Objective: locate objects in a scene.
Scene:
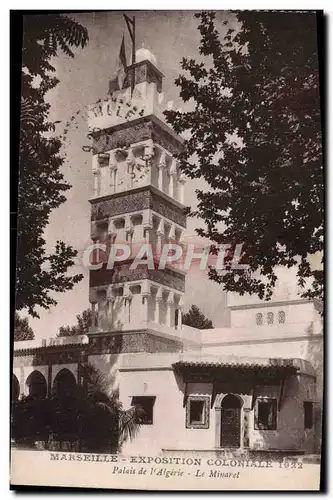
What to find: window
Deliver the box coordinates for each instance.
[114,219,125,230]
[131,396,155,425]
[186,396,210,429]
[267,312,274,325]
[256,313,263,325]
[130,285,141,295]
[304,402,313,430]
[278,311,286,324]
[190,400,204,424]
[254,398,277,430]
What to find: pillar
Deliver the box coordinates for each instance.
[169,159,177,198]
[154,287,163,324]
[156,219,164,257]
[125,216,134,252]
[109,152,118,193]
[167,292,174,328]
[158,152,166,191]
[92,163,101,198]
[179,173,186,204]
[143,210,153,244]
[144,139,154,185]
[243,407,251,448]
[177,296,184,330]
[124,285,132,324]
[142,281,151,323]
[107,286,115,329]
[126,148,136,189]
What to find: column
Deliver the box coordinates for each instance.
[215,406,222,448]
[154,287,163,324]
[179,173,186,204]
[168,224,176,242]
[144,139,154,185]
[156,219,164,257]
[243,407,251,448]
[177,295,184,330]
[124,285,132,324]
[108,218,116,241]
[142,281,151,323]
[125,215,134,253]
[107,286,115,329]
[169,159,177,198]
[109,152,118,193]
[158,152,166,191]
[92,156,101,198]
[142,210,153,244]
[126,148,136,189]
[167,292,174,328]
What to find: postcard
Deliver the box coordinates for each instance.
[11,9,323,491]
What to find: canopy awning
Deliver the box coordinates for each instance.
[172,355,315,411]
[172,355,314,377]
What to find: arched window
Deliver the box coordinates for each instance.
[278,311,286,324]
[267,312,274,325]
[26,370,47,399]
[52,369,77,399]
[12,374,20,401]
[256,313,263,326]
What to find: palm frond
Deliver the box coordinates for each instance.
[119,407,141,446]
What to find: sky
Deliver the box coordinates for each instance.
[27,10,237,339]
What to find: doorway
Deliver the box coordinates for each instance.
[221,394,242,448]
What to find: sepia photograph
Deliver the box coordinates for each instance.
[10,9,324,491]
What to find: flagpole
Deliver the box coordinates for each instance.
[132,16,135,65]
[123,14,136,96]
[131,16,135,96]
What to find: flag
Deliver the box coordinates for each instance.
[116,35,127,90]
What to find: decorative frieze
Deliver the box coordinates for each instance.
[90,186,186,227]
[88,332,182,355]
[89,262,185,292]
[92,115,182,157]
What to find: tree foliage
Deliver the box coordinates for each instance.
[165,11,323,302]
[16,14,89,317]
[11,364,141,453]
[182,304,214,329]
[14,312,35,341]
[58,308,92,337]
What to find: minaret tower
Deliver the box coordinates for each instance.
[87,47,187,354]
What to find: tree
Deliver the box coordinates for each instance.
[14,312,35,341]
[16,14,89,317]
[182,305,213,329]
[58,308,92,337]
[165,11,323,303]
[79,364,141,452]
[12,364,141,453]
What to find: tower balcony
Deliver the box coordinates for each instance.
[89,280,185,334]
[90,139,186,205]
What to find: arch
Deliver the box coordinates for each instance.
[220,394,243,448]
[12,374,20,401]
[26,370,47,399]
[221,393,243,409]
[52,368,77,399]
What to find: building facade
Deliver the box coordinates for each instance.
[13,49,323,457]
